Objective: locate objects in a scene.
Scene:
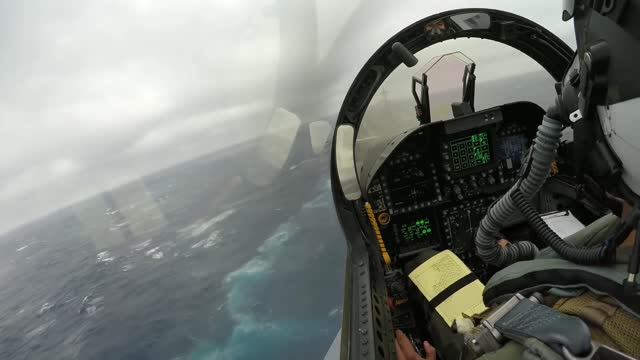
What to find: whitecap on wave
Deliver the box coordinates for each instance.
[191,231,222,250]
[205,181,339,360]
[257,221,297,253]
[38,302,55,315]
[204,231,221,248]
[191,240,205,249]
[109,221,129,231]
[302,180,331,210]
[178,209,235,240]
[224,220,295,284]
[132,238,152,251]
[25,319,56,339]
[225,258,270,283]
[96,251,115,263]
[80,295,104,316]
[16,244,29,252]
[143,247,164,260]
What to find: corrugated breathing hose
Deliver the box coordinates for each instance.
[510,188,607,264]
[475,114,564,266]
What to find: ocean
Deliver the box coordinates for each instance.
[0,142,345,360]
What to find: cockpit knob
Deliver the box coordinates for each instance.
[453,185,463,200]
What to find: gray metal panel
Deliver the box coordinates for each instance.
[323,329,341,360]
[599,100,640,196]
[348,254,376,359]
[443,108,503,134]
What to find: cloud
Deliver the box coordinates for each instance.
[129,100,272,154]
[49,158,76,178]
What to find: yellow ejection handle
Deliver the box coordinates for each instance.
[364,202,391,266]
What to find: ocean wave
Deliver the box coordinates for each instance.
[145,247,160,256]
[190,240,206,249]
[109,221,129,231]
[302,180,331,210]
[210,217,298,360]
[192,231,222,250]
[224,258,270,284]
[121,264,133,272]
[38,302,55,315]
[25,319,56,339]
[16,244,29,252]
[194,318,318,360]
[132,239,152,251]
[204,231,221,248]
[80,295,104,316]
[257,221,296,253]
[191,179,342,360]
[96,251,115,263]
[178,209,236,240]
[224,219,295,285]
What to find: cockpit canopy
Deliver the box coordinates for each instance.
[332,9,574,203]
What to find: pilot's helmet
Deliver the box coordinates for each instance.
[565,1,640,204]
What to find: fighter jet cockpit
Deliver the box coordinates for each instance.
[331,5,640,360]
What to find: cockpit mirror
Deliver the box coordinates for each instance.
[449,13,491,30]
[562,0,575,21]
[424,13,491,41]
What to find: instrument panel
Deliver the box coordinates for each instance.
[365,103,540,274]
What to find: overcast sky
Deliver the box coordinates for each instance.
[0,0,574,234]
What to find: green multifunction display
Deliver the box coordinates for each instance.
[400,218,432,242]
[449,131,491,171]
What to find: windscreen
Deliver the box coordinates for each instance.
[355,38,558,180]
[418,52,475,122]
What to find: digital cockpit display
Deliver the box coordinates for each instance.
[388,157,437,207]
[449,131,491,172]
[399,217,433,243]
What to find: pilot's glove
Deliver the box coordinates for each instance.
[394,329,436,360]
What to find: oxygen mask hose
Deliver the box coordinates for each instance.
[475,97,613,266]
[475,111,563,266]
[510,188,607,264]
